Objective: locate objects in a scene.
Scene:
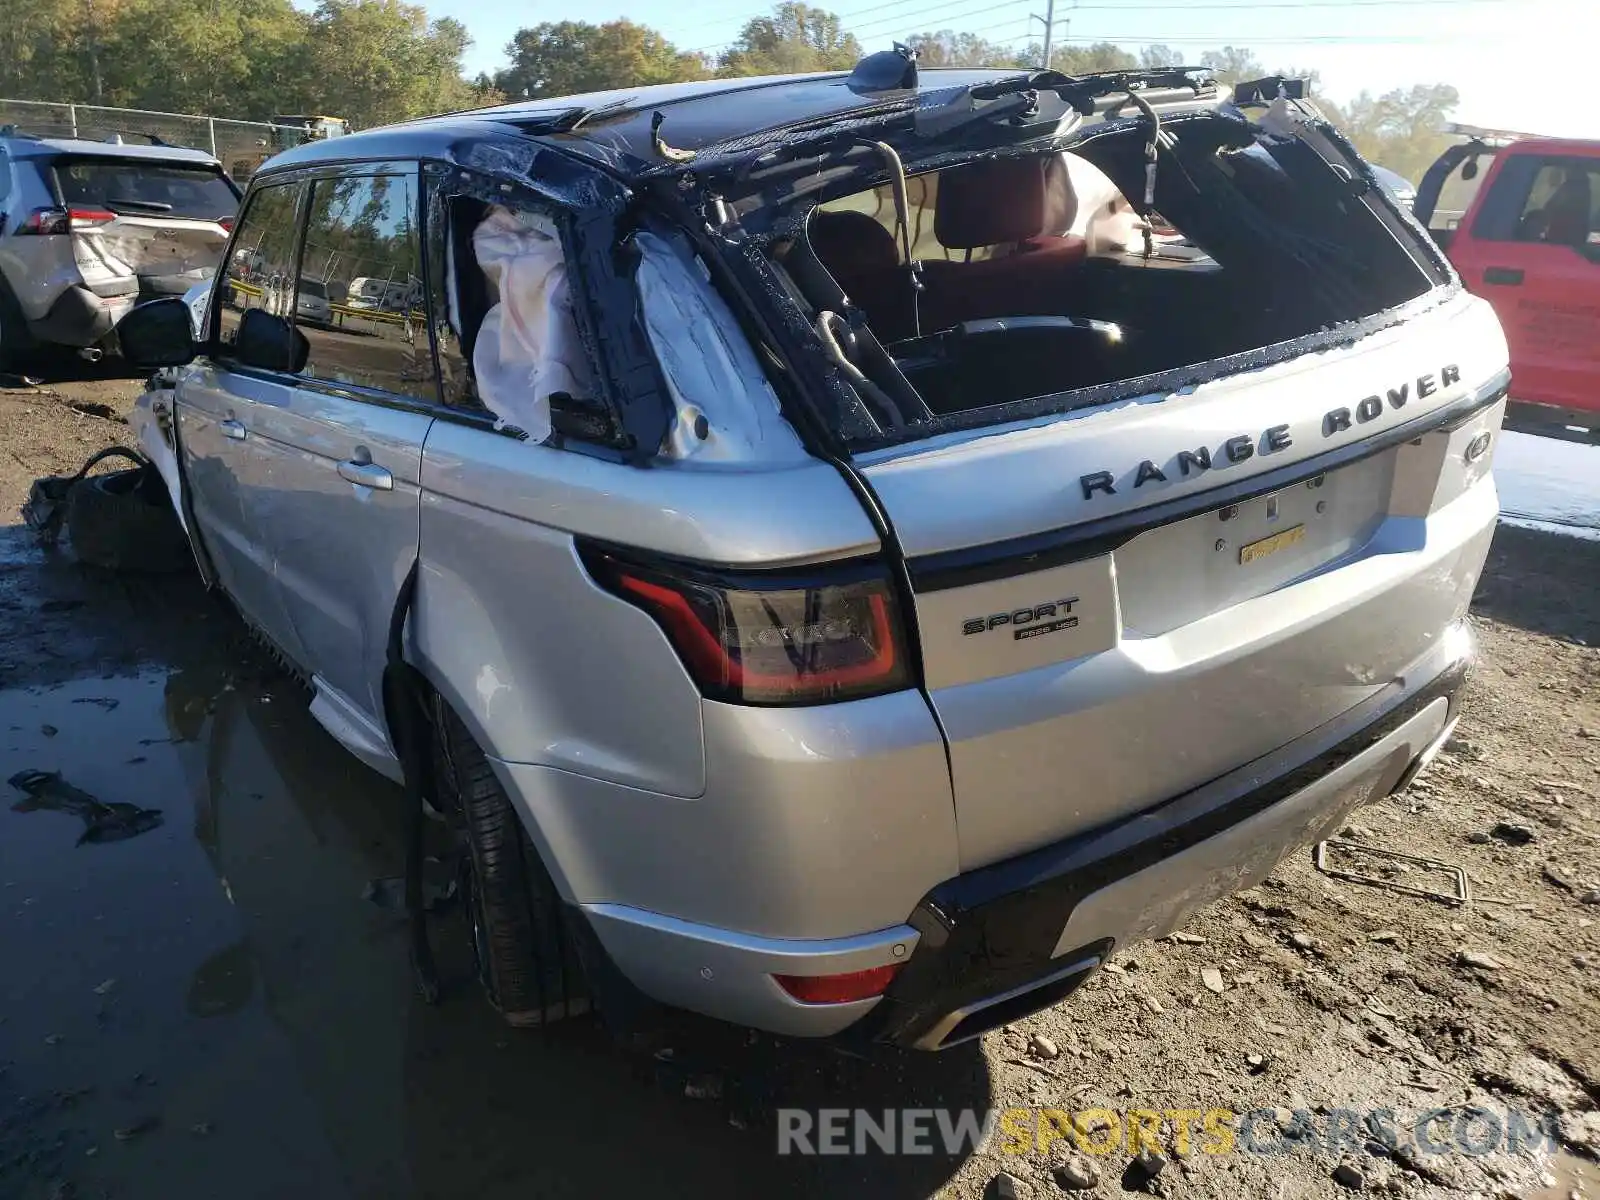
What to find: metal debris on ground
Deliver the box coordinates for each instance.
[8,769,164,845]
[1312,838,1472,906]
[1490,821,1537,845]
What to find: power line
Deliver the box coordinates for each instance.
[689,0,1030,52]
[666,0,1506,48]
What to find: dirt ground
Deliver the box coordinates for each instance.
[1,371,1596,1200]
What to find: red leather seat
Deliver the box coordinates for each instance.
[919,156,1087,331]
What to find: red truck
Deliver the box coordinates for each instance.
[1416,128,1599,443]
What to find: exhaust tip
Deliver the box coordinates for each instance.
[78,347,104,364]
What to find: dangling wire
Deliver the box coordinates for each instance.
[861,139,924,337]
[1120,89,1178,261]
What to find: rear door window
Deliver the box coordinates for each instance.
[1471,154,1600,246]
[293,172,434,403]
[53,157,239,221]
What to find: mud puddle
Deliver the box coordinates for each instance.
[0,570,986,1199]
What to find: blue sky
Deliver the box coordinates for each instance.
[413,0,1590,143]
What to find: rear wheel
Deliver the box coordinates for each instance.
[428,698,588,1026]
[0,276,40,374]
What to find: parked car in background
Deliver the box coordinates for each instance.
[0,130,239,366]
[1370,163,1417,210]
[119,61,1505,1050]
[1417,135,1599,443]
[347,275,418,311]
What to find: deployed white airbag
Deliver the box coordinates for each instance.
[471,206,594,442]
[635,233,805,463]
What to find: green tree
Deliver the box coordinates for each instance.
[719,3,861,77]
[1017,40,1137,73]
[904,30,1025,69]
[1198,45,1265,86]
[493,20,708,100]
[1335,83,1460,183]
[1138,44,1187,70]
[294,0,485,127]
[95,0,307,117]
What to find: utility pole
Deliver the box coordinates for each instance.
[1029,0,1073,70]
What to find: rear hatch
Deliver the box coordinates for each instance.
[718,73,1512,871]
[860,292,1506,870]
[53,156,238,297]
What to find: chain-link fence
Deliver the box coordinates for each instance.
[0,98,331,182]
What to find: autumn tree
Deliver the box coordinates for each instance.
[1333,83,1460,183]
[719,3,861,76]
[903,30,1025,69]
[1014,40,1137,73]
[493,20,709,100]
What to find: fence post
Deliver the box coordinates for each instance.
[68,104,78,138]
[208,117,217,156]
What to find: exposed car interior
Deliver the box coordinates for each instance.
[772,122,1444,427]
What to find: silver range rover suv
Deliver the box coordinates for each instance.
[117,59,1508,1051]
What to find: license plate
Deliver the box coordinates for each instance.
[1238,523,1306,565]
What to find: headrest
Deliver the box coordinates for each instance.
[1544,175,1593,244]
[807,209,900,276]
[1041,155,1080,236]
[935,157,1049,249]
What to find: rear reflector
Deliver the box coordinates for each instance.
[580,546,911,706]
[773,964,900,1005]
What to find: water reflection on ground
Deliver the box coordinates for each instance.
[1497,430,1600,536]
[0,544,987,1200]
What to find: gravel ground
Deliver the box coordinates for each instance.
[0,370,1596,1200]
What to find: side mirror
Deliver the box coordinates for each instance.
[235,307,309,373]
[116,297,198,368]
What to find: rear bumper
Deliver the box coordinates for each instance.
[856,626,1469,1049]
[27,284,135,348]
[578,626,1471,1045]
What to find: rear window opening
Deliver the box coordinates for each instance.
[770,117,1445,441]
[52,156,239,222]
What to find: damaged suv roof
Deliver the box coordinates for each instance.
[262,66,1220,182]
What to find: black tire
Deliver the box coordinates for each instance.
[429,699,588,1027]
[66,466,194,574]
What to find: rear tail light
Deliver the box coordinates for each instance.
[773,964,901,1005]
[17,206,69,235]
[68,206,115,229]
[580,545,912,706]
[219,216,235,233]
[14,206,114,235]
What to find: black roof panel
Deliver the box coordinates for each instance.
[262,68,1034,179]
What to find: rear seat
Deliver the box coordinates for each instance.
[806,209,916,342]
[919,156,1087,331]
[807,155,1088,343]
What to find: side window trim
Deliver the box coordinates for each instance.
[292,164,438,407]
[206,177,310,355]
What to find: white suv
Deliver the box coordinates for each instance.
[117,62,1506,1050]
[0,130,239,367]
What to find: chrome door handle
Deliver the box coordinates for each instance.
[219,418,247,440]
[337,459,394,491]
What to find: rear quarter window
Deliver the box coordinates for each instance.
[52,157,239,221]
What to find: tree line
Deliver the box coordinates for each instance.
[3,0,1460,181]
